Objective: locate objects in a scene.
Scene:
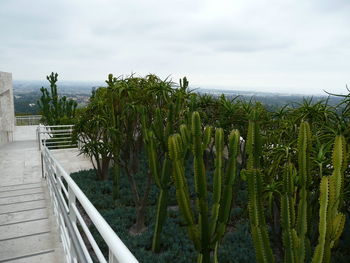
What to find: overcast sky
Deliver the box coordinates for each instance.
[1,0,349,94]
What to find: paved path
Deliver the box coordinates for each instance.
[51,148,93,175]
[0,140,64,262]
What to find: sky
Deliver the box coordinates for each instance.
[1,0,350,95]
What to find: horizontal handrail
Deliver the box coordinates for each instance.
[15,115,42,126]
[37,124,77,150]
[40,124,138,263]
[44,124,75,128]
[16,115,42,118]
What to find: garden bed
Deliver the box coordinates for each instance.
[71,167,256,263]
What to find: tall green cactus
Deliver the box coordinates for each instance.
[141,104,178,252]
[295,121,312,262]
[281,162,297,263]
[312,135,347,263]
[244,109,275,263]
[168,112,240,263]
[245,115,346,263]
[38,72,77,125]
[245,119,312,263]
[104,74,122,200]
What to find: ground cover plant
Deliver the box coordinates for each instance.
[71,159,256,263]
[41,72,350,262]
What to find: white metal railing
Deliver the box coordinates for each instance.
[37,124,77,150]
[16,115,42,126]
[39,125,138,263]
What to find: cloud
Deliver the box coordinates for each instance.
[0,0,349,94]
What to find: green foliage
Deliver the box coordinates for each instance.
[38,72,77,125]
[312,135,347,263]
[71,71,350,262]
[243,108,275,263]
[141,91,186,252]
[169,111,240,263]
[244,112,347,263]
[74,87,114,180]
[71,162,256,263]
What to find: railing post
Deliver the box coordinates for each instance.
[68,187,77,225]
[38,126,41,150]
[109,249,119,263]
[68,186,77,262]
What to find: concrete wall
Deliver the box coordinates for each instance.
[0,72,14,145]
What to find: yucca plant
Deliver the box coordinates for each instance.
[168,111,240,263]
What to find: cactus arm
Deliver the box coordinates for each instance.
[295,121,312,262]
[203,126,212,149]
[213,130,240,242]
[147,101,181,252]
[312,177,329,263]
[210,128,224,237]
[330,135,345,213]
[312,135,347,263]
[280,162,297,263]
[180,124,191,156]
[246,119,255,169]
[245,109,275,263]
[191,112,210,257]
[152,189,169,251]
[246,110,262,169]
[171,112,241,262]
[169,134,200,248]
[169,135,194,224]
[153,108,165,147]
[151,157,171,252]
[297,122,311,187]
[146,131,161,188]
[246,169,275,263]
[164,103,174,138]
[281,193,294,263]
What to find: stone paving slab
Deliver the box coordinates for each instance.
[0,192,45,205]
[0,218,50,240]
[51,148,93,174]
[5,251,59,263]
[0,183,42,192]
[0,233,55,261]
[0,139,64,263]
[0,187,44,198]
[0,207,47,225]
[0,199,46,214]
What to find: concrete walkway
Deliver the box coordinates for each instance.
[0,137,64,262]
[51,148,93,175]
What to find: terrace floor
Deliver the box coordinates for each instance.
[0,126,92,262]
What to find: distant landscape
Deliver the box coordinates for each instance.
[13,80,343,115]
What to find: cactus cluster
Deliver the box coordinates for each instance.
[312,135,346,263]
[281,121,312,263]
[141,102,180,252]
[244,109,347,263]
[243,109,275,263]
[168,112,240,263]
[38,72,77,125]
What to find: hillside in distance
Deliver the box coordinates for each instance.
[13,80,344,114]
[196,87,343,110]
[13,80,102,114]
[13,80,103,94]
